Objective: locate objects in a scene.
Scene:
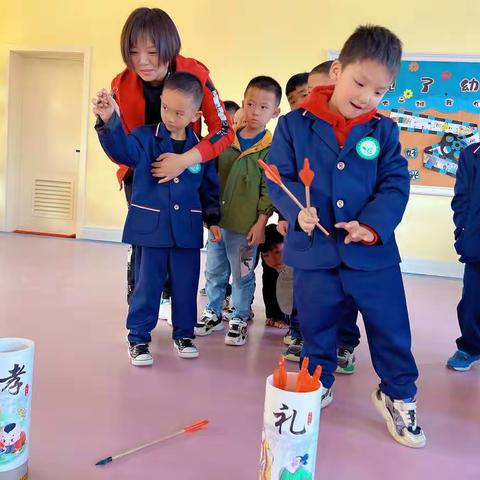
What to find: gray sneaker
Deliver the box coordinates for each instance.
[283,338,303,363]
[372,389,426,448]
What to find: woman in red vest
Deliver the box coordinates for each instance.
[110,7,234,310]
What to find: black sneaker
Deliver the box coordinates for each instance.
[128,343,153,366]
[173,338,199,359]
[283,338,303,363]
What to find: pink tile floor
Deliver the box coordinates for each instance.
[0,233,479,479]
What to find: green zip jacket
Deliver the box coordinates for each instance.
[217,130,273,234]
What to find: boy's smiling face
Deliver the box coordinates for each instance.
[328,59,393,119]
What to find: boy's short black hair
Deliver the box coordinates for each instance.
[224,100,240,116]
[259,224,284,253]
[285,73,309,96]
[310,61,333,76]
[338,25,402,76]
[245,76,282,106]
[163,72,203,108]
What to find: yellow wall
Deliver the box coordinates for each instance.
[1,0,479,263]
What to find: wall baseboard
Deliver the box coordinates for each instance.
[401,257,463,279]
[77,227,464,279]
[78,226,122,243]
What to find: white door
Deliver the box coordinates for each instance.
[14,55,83,235]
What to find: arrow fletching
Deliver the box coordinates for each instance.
[299,157,315,188]
[183,419,209,433]
[258,159,282,186]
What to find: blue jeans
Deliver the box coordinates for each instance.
[205,229,257,321]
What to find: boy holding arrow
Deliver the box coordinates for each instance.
[265,25,426,448]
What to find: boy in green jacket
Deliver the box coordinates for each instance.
[195,76,281,346]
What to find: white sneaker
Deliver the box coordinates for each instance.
[283,330,293,346]
[321,387,333,409]
[195,308,224,336]
[173,338,199,359]
[225,318,248,346]
[128,343,153,366]
[371,389,426,448]
[158,298,172,326]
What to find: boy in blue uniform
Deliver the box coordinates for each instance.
[266,25,426,448]
[282,66,361,373]
[447,143,480,371]
[93,72,221,365]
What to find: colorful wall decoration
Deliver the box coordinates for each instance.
[379,55,480,194]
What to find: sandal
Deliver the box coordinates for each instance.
[265,318,289,329]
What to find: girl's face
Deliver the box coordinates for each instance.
[130,36,169,85]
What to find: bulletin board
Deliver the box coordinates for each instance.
[327,52,480,196]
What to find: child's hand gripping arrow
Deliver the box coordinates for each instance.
[299,158,316,236]
[258,159,329,236]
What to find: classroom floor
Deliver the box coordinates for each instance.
[0,233,479,479]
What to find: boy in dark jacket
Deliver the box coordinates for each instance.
[94,72,221,365]
[447,143,480,371]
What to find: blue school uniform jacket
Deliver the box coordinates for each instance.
[452,143,480,263]
[96,114,220,249]
[266,109,410,271]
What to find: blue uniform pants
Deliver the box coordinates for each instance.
[289,293,360,347]
[127,246,200,344]
[294,264,418,399]
[337,296,361,349]
[456,262,480,355]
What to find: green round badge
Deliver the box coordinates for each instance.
[356,137,380,160]
[188,163,201,174]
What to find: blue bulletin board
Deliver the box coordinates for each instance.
[328,53,480,196]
